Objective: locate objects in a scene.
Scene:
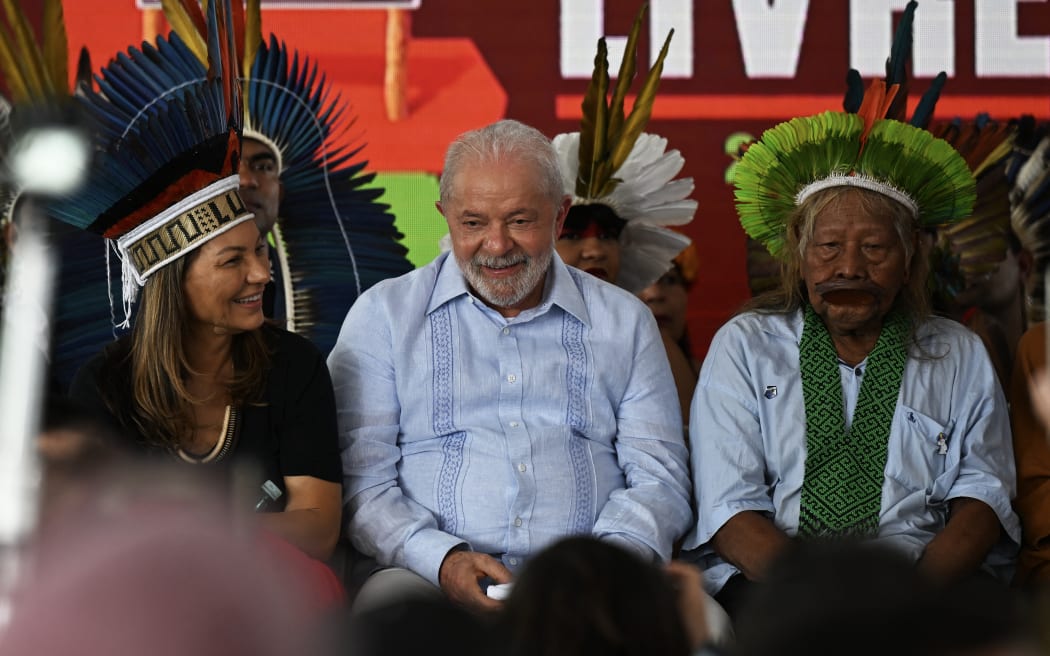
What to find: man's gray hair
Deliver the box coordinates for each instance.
[439,119,565,206]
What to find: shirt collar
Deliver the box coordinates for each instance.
[425,251,591,326]
[426,252,470,314]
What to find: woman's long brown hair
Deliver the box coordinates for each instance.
[125,251,271,451]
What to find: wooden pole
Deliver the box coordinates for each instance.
[384,8,410,122]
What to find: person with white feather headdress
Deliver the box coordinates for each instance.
[552,5,696,296]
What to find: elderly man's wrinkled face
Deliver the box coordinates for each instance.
[438,157,570,317]
[801,193,911,337]
[239,138,282,234]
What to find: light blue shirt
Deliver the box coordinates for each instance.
[683,310,1020,593]
[328,252,692,586]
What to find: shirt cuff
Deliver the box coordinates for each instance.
[599,533,659,563]
[402,529,469,587]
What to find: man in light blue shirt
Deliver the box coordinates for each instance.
[328,119,692,612]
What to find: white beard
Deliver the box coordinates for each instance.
[457,247,552,309]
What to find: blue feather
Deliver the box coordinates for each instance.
[246,36,411,353]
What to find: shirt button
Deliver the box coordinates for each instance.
[518,462,526,473]
[509,421,519,428]
[514,517,523,527]
[509,557,518,566]
[507,374,517,383]
[502,327,510,335]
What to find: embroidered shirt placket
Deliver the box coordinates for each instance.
[498,318,533,564]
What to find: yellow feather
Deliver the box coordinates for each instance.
[607,4,646,142]
[243,0,262,80]
[0,21,29,102]
[1,0,48,98]
[603,27,673,193]
[577,37,609,198]
[160,0,208,64]
[40,0,67,94]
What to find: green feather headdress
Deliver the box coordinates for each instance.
[734,80,976,258]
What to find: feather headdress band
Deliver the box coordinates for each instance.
[734,80,976,258]
[48,0,252,327]
[162,0,412,353]
[552,3,696,294]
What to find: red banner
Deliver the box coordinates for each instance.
[53,1,1050,354]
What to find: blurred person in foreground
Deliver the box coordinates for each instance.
[499,536,719,656]
[1,473,324,656]
[328,118,692,615]
[45,3,342,594]
[683,78,1020,618]
[734,540,1037,656]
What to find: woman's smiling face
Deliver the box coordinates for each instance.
[182,220,270,336]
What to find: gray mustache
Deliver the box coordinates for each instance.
[473,254,528,268]
[814,280,882,299]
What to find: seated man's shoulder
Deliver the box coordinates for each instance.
[570,267,653,319]
[915,314,987,351]
[714,310,799,346]
[353,258,440,311]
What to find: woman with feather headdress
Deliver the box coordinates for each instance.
[49,2,343,576]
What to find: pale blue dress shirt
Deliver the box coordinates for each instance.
[683,310,1020,593]
[328,252,692,586]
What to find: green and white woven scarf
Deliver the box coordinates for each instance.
[797,305,909,537]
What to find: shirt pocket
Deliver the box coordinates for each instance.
[884,405,957,501]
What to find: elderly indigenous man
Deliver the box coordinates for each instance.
[684,81,1021,617]
[328,119,692,613]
